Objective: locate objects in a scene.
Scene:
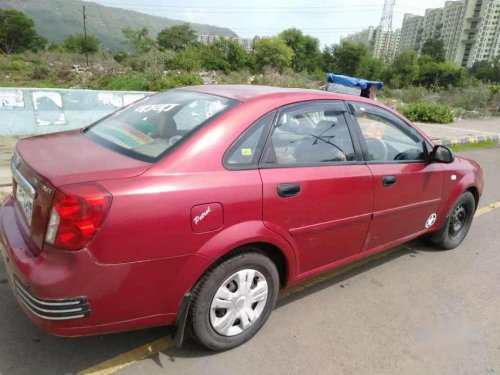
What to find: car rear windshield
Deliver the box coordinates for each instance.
[84,90,239,162]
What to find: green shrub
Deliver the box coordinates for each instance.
[489,85,500,95]
[10,59,28,71]
[401,86,430,104]
[399,103,454,124]
[150,73,203,91]
[113,52,128,63]
[30,62,50,79]
[126,48,176,72]
[434,84,491,111]
[96,73,149,91]
[173,45,204,72]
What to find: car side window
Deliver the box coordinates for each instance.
[350,102,426,162]
[265,102,356,166]
[225,111,275,168]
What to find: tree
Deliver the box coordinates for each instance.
[157,24,197,51]
[418,55,467,88]
[356,56,386,81]
[174,44,205,72]
[322,45,336,73]
[391,50,420,87]
[279,28,321,72]
[203,39,248,72]
[252,37,294,72]
[470,56,500,83]
[122,27,155,53]
[322,41,369,76]
[0,9,46,53]
[63,34,100,54]
[421,38,446,62]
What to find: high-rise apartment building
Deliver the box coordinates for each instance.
[398,0,500,67]
[197,35,258,52]
[342,27,401,63]
[398,14,424,53]
[465,0,500,65]
[441,1,466,61]
[341,26,376,48]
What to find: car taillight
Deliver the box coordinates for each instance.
[45,184,112,251]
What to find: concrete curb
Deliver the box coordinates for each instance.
[434,134,500,146]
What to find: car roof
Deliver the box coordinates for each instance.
[181,84,433,144]
[182,84,343,103]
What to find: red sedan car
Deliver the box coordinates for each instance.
[0,85,483,350]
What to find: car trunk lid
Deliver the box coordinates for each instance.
[12,130,151,255]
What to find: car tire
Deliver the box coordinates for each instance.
[430,191,475,250]
[188,249,280,351]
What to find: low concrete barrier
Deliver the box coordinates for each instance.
[0,87,150,136]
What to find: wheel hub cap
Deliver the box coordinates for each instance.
[235,297,246,310]
[449,204,467,239]
[210,269,268,337]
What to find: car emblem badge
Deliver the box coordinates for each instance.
[425,213,437,229]
[40,184,53,194]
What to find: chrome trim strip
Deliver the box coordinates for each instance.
[10,157,36,199]
[14,280,90,321]
[18,299,86,321]
[15,281,81,306]
[17,291,84,314]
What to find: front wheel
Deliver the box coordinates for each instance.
[430,191,475,250]
[188,250,279,350]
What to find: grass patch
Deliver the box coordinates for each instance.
[450,139,498,152]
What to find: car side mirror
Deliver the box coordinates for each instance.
[431,145,454,163]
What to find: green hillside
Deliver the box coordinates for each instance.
[0,0,237,51]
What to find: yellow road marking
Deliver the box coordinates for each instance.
[79,336,174,375]
[79,200,500,375]
[475,201,500,218]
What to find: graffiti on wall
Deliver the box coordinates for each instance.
[0,89,25,109]
[32,91,67,126]
[0,88,150,136]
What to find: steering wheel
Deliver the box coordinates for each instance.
[365,137,388,161]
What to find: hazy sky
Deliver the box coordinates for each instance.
[92,0,448,46]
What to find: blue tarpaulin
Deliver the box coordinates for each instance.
[326,73,384,91]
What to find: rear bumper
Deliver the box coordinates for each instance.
[13,277,91,320]
[0,197,213,337]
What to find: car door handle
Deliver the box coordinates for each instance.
[277,183,301,198]
[382,176,397,187]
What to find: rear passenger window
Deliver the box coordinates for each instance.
[225,112,275,168]
[266,103,355,166]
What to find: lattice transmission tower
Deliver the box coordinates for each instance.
[379,0,396,31]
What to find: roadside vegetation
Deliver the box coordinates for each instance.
[449,139,498,152]
[1,8,500,121]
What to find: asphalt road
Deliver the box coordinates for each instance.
[1,147,499,375]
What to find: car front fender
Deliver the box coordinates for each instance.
[434,171,480,230]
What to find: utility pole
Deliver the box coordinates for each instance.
[83,5,89,67]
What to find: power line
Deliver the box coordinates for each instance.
[92,1,420,13]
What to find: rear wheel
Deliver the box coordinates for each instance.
[430,191,475,250]
[188,250,279,350]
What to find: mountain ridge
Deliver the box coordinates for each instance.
[0,0,237,51]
